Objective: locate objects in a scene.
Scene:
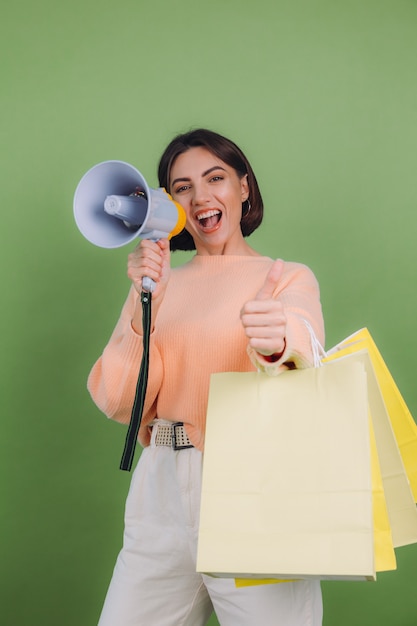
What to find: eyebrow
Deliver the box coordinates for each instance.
[171,165,227,187]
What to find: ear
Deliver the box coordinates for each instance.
[240,173,249,201]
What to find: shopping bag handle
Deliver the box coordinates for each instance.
[303,319,326,367]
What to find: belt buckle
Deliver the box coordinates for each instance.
[172,422,193,450]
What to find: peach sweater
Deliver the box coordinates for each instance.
[87,254,324,451]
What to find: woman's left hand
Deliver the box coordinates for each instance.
[240,259,286,358]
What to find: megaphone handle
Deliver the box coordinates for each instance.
[141,236,159,293]
[142,276,156,293]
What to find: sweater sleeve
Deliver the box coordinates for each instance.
[247,262,325,375]
[87,286,163,425]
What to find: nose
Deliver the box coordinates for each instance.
[191,181,210,207]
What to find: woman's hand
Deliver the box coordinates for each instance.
[128,239,171,332]
[128,239,171,296]
[240,259,287,358]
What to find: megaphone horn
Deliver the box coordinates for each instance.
[73,160,186,291]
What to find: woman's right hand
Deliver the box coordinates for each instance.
[127,239,171,331]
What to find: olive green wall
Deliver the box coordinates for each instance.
[1,1,416,624]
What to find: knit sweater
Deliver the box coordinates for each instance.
[87,254,324,451]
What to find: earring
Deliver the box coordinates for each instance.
[242,199,251,217]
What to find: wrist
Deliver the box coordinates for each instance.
[260,338,286,362]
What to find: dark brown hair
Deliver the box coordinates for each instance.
[157,128,264,251]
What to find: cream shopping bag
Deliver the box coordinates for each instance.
[197,356,375,581]
[234,411,395,588]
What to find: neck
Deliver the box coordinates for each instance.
[195,238,260,257]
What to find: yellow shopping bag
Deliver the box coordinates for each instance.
[324,331,417,549]
[326,328,417,503]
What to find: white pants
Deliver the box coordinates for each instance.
[98,438,323,626]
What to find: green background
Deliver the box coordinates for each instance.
[2,0,417,624]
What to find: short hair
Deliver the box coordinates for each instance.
[157,128,264,251]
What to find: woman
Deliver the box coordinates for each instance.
[88,128,325,625]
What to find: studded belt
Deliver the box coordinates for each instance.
[151,421,194,450]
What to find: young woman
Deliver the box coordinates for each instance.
[88,128,325,625]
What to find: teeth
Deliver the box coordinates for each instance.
[196,209,220,221]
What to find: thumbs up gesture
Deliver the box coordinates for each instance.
[240,259,287,358]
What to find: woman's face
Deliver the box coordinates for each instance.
[169,146,249,255]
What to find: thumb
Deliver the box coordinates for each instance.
[255,259,285,301]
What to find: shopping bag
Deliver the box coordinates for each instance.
[326,328,417,503]
[234,327,417,588]
[324,330,417,548]
[197,356,376,581]
[234,410,395,587]
[368,415,397,572]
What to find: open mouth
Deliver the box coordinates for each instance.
[195,209,222,231]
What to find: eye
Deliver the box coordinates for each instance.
[209,175,224,183]
[174,184,191,194]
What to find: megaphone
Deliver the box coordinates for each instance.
[73,160,186,291]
